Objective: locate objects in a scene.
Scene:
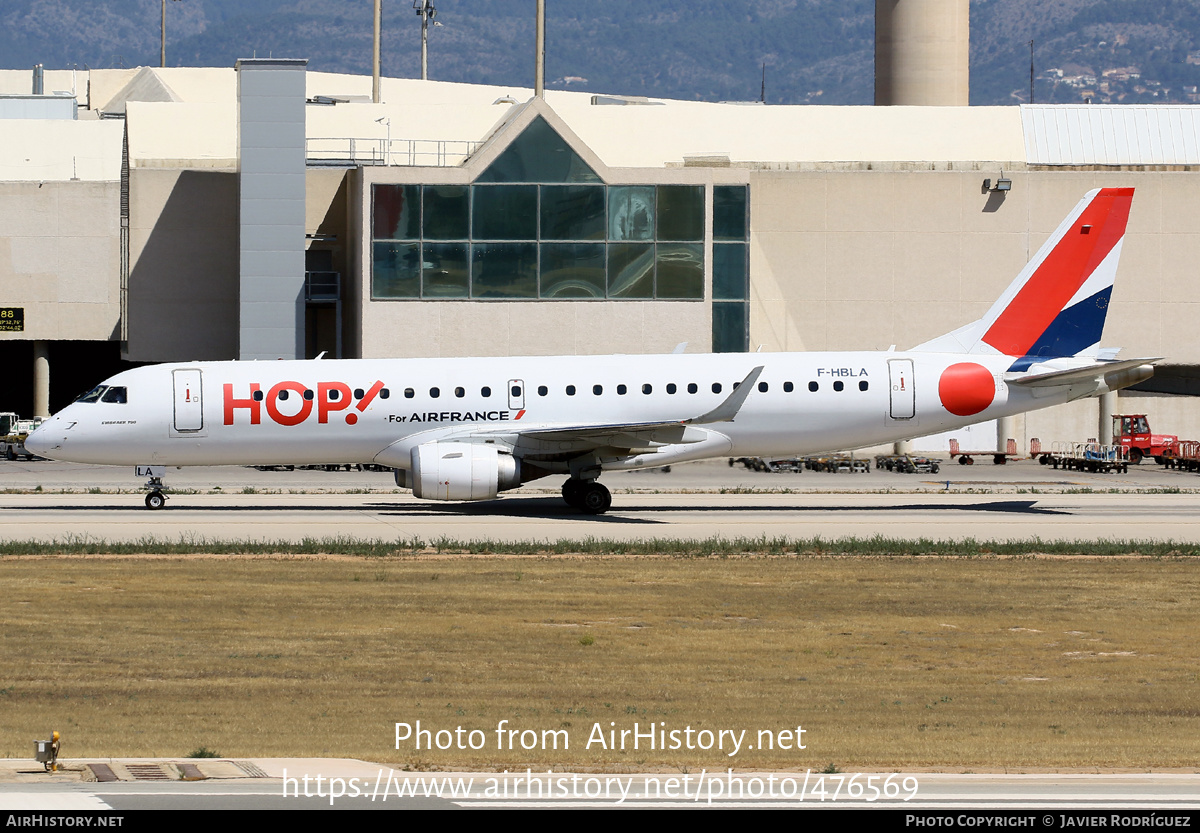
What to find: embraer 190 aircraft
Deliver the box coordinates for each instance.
[26,188,1154,514]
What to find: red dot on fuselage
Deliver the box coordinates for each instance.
[345,413,358,425]
[938,362,995,417]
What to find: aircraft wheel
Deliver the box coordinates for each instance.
[579,481,612,515]
[561,478,586,508]
[145,491,166,510]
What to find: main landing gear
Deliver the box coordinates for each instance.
[561,478,612,515]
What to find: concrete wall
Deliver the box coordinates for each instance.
[0,180,120,342]
[125,168,239,361]
[749,168,1200,364]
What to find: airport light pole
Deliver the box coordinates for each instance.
[373,0,382,103]
[414,0,439,81]
[535,0,545,97]
[161,0,181,68]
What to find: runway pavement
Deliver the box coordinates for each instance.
[3,458,1199,543]
[2,759,1199,811]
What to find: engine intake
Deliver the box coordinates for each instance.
[404,442,520,501]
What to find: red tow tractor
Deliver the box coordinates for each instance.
[1112,414,1177,465]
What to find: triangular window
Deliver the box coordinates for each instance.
[477,116,601,184]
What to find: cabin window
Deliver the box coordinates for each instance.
[808,381,819,392]
[593,385,603,395]
[687,383,698,394]
[666,383,677,394]
[404,388,415,399]
[712,382,722,394]
[353,388,364,400]
[642,384,653,394]
[783,382,794,393]
[859,381,869,391]
[617,384,627,395]
[101,387,127,404]
[253,390,265,402]
[537,385,548,396]
[566,385,576,396]
[380,389,390,399]
[429,387,440,398]
[833,381,844,392]
[303,390,314,401]
[757,382,768,393]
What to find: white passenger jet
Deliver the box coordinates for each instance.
[26,188,1154,514]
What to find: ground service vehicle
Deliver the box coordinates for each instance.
[1112,414,1177,464]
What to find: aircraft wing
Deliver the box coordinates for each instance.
[375,366,765,464]
[497,365,764,452]
[1005,358,1160,388]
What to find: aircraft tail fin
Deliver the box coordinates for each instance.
[912,187,1134,369]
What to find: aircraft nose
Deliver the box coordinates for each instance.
[23,423,49,457]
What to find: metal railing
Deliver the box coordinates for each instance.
[305,271,340,301]
[305,138,480,167]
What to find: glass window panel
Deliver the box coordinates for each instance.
[607,243,654,298]
[477,115,601,183]
[655,243,703,299]
[372,242,420,298]
[422,185,469,240]
[712,301,749,353]
[373,185,420,240]
[471,242,537,298]
[608,186,654,241]
[656,185,703,241]
[541,185,605,240]
[713,243,748,300]
[473,185,537,240]
[421,242,470,298]
[713,185,748,241]
[540,243,606,298]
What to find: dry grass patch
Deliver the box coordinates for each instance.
[1,555,1198,771]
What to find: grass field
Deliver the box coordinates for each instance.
[2,545,1199,771]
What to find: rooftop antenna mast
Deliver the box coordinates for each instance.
[1029,39,1035,104]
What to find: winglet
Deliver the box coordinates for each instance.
[686,366,764,424]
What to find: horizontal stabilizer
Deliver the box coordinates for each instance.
[1005,358,1159,388]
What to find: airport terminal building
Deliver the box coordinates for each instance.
[3,55,1200,453]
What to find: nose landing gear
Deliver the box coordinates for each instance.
[138,465,169,510]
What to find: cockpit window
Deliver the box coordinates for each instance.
[76,385,107,403]
[101,386,128,404]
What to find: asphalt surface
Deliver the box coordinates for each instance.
[2,457,1199,543]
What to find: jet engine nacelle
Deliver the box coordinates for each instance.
[403,441,520,501]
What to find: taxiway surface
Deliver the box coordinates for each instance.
[2,458,1198,543]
